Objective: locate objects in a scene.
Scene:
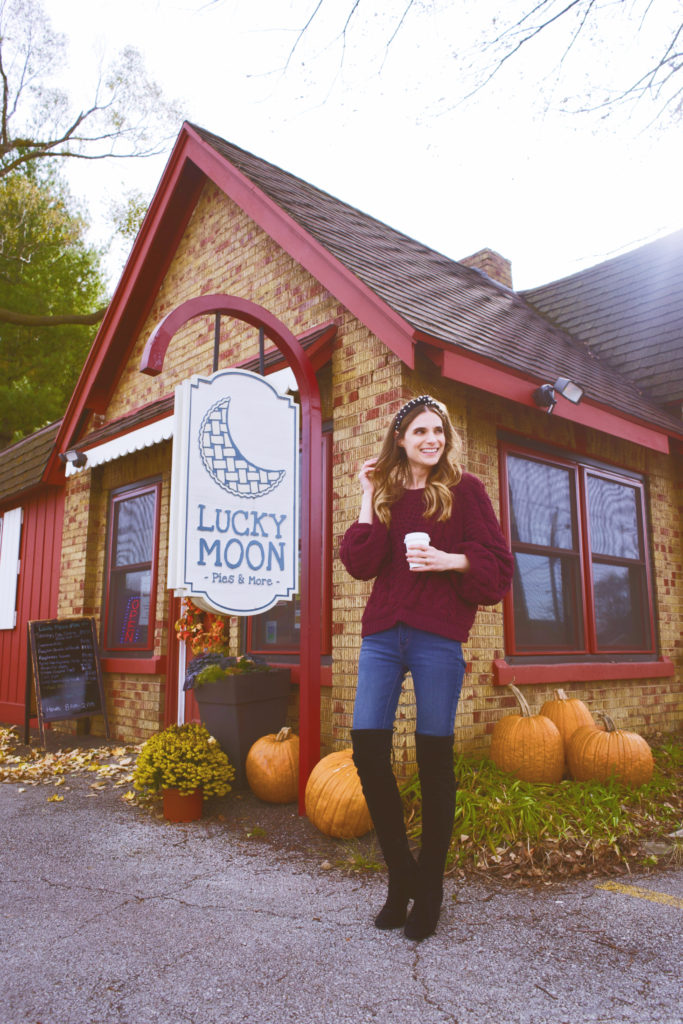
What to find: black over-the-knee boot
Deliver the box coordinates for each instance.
[404,733,457,941]
[351,729,418,929]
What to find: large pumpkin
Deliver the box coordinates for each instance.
[567,712,654,787]
[540,688,594,767]
[304,748,372,838]
[490,684,564,784]
[246,727,299,803]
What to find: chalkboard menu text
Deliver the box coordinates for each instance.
[25,618,109,744]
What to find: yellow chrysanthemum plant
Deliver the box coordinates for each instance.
[133,723,235,798]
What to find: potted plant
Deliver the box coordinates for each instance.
[176,600,292,786]
[133,722,235,821]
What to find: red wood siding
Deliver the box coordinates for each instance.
[0,488,65,724]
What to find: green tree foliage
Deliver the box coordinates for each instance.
[107,189,150,242]
[0,166,107,447]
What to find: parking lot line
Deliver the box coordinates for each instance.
[597,880,683,909]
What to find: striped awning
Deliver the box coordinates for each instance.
[64,417,174,476]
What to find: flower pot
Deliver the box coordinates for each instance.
[162,787,203,822]
[194,668,291,787]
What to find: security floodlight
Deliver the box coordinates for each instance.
[553,377,584,404]
[59,449,88,468]
[532,377,584,415]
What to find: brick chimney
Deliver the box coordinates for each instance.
[460,248,512,288]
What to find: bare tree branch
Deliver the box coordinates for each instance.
[466,0,588,100]
[0,304,107,326]
[0,2,183,181]
[259,0,682,128]
[283,0,327,72]
[384,0,417,50]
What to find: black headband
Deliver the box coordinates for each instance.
[393,395,444,433]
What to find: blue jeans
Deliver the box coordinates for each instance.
[353,624,466,736]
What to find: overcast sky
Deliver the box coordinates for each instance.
[47,0,683,291]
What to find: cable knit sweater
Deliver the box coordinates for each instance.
[339,473,514,642]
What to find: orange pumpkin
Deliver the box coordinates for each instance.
[540,688,594,768]
[567,712,654,787]
[304,748,372,838]
[490,684,564,783]
[246,726,299,803]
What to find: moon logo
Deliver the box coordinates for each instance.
[198,397,286,499]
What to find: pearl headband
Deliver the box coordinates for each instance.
[393,395,444,433]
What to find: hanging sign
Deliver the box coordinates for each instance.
[168,368,299,616]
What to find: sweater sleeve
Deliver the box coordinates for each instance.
[455,476,514,606]
[339,519,391,581]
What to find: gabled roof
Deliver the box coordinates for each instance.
[0,421,61,504]
[191,125,682,441]
[45,121,683,483]
[522,231,683,415]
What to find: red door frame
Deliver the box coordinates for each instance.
[141,294,323,813]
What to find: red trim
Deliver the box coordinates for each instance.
[181,127,417,367]
[499,442,657,659]
[79,403,174,451]
[237,323,337,376]
[140,293,323,814]
[246,431,333,658]
[102,481,162,654]
[45,136,206,484]
[416,333,675,453]
[101,656,167,675]
[164,594,182,727]
[493,658,675,685]
[74,326,335,454]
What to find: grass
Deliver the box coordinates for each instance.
[337,843,383,874]
[400,733,683,884]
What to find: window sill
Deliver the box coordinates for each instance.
[101,655,167,675]
[493,658,675,686]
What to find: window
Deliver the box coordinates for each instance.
[0,507,22,630]
[103,482,161,653]
[247,430,332,657]
[502,446,654,658]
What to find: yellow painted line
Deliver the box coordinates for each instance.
[597,880,683,909]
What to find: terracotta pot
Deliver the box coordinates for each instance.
[162,787,203,822]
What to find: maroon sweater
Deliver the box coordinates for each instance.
[339,473,514,642]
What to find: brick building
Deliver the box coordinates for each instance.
[1,123,681,771]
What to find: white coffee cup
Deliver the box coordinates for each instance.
[404,531,430,568]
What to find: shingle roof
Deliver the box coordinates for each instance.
[0,421,61,504]
[191,125,682,437]
[521,231,683,414]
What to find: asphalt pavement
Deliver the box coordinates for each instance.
[0,765,681,1024]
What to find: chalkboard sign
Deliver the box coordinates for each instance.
[26,618,109,744]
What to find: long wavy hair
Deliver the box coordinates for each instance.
[372,398,463,526]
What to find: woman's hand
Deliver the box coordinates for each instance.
[357,458,378,524]
[359,458,378,496]
[406,544,470,573]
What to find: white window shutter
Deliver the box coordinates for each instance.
[0,507,22,630]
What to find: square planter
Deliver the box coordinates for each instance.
[194,669,292,786]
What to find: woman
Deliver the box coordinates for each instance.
[340,395,513,940]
